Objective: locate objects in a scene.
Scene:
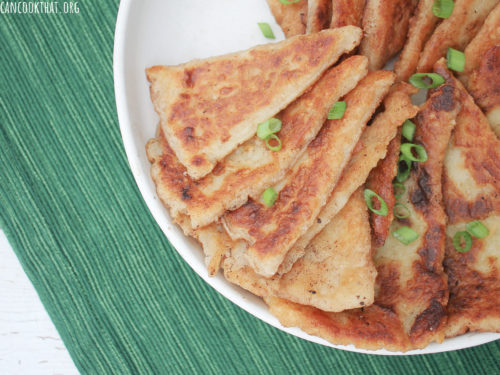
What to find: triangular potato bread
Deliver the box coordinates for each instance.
[266,0,307,38]
[146,56,369,229]
[147,27,362,179]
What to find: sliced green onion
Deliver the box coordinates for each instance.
[466,220,490,239]
[364,189,388,217]
[400,143,428,163]
[279,0,301,4]
[265,134,282,151]
[393,203,411,219]
[257,118,282,139]
[409,73,445,89]
[402,120,416,141]
[396,155,412,183]
[393,182,406,199]
[258,23,275,39]
[453,231,473,253]
[261,187,278,207]
[446,47,465,72]
[328,101,347,120]
[432,0,454,19]
[393,226,419,245]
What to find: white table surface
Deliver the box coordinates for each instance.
[0,230,78,375]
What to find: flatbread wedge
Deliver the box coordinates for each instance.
[146,56,369,229]
[223,70,396,277]
[330,0,365,28]
[224,190,377,312]
[433,60,500,338]
[279,82,419,274]
[266,82,463,352]
[147,27,362,179]
[360,0,418,71]
[306,0,332,33]
[266,0,307,38]
[394,0,440,81]
[460,3,500,138]
[417,0,499,73]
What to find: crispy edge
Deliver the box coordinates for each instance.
[306,0,332,33]
[266,0,307,38]
[330,0,365,28]
[394,0,440,81]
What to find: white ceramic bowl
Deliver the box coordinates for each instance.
[113,0,500,354]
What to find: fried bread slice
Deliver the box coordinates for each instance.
[223,71,395,277]
[306,0,332,33]
[460,3,500,138]
[266,0,307,38]
[147,27,362,179]
[433,61,500,337]
[417,0,499,73]
[394,0,440,81]
[360,0,418,71]
[224,190,376,312]
[330,0,365,28]
[266,83,462,351]
[279,83,419,274]
[146,56,369,229]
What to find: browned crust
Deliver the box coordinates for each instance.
[394,0,440,81]
[367,134,401,249]
[360,0,418,71]
[330,0,365,28]
[434,60,500,225]
[467,46,500,115]
[266,0,307,38]
[307,0,332,33]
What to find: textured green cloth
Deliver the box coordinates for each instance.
[0,2,499,374]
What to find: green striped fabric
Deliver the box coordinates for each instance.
[0,2,499,374]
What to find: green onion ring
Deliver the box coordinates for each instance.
[279,0,301,4]
[392,226,419,245]
[261,187,278,207]
[257,118,282,139]
[409,73,445,89]
[432,0,454,19]
[466,220,490,239]
[364,189,388,217]
[393,182,406,199]
[393,203,411,219]
[396,155,412,183]
[453,231,473,253]
[265,134,282,151]
[258,23,275,39]
[328,101,347,120]
[402,120,416,141]
[446,47,465,72]
[400,143,428,163]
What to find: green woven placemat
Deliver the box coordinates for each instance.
[1,2,499,374]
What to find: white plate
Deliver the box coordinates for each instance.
[113,0,500,355]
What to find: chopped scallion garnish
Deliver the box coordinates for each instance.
[394,203,411,219]
[265,134,282,151]
[258,23,275,39]
[257,118,282,139]
[432,0,454,19]
[364,189,388,216]
[402,120,416,141]
[393,226,419,245]
[328,101,347,120]
[466,220,489,239]
[400,143,428,163]
[261,187,278,207]
[409,73,445,89]
[396,155,412,183]
[279,0,301,4]
[453,231,472,253]
[446,47,465,72]
[393,182,406,199]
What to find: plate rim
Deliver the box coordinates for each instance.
[113,0,500,356]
